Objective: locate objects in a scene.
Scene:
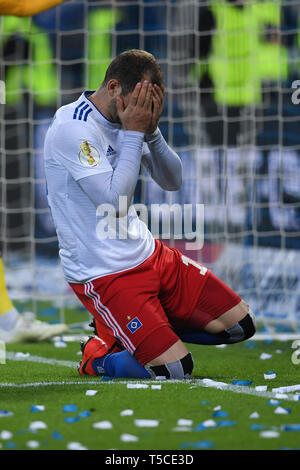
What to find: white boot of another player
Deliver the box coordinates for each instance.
[0,310,68,343]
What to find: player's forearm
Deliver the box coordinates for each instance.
[108,131,144,213]
[144,129,182,191]
[79,131,144,215]
[0,0,64,16]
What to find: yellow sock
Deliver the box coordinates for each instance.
[0,257,15,315]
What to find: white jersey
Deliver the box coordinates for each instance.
[44,91,155,283]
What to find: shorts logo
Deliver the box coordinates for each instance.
[126,317,142,334]
[78,141,101,167]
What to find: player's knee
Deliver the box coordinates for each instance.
[224,305,256,343]
[147,352,194,379]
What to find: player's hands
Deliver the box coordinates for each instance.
[145,83,165,135]
[116,80,153,133]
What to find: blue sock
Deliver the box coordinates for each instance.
[175,328,228,345]
[92,350,151,378]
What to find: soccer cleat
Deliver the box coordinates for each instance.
[78,335,109,376]
[0,312,68,344]
[88,318,124,355]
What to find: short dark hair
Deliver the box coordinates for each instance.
[102,49,163,95]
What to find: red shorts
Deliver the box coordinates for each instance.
[70,240,241,365]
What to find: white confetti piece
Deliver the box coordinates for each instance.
[127,384,148,389]
[120,433,139,442]
[215,344,227,348]
[134,419,159,428]
[29,421,47,430]
[274,407,289,415]
[120,409,134,416]
[260,353,272,360]
[26,440,40,449]
[274,393,289,399]
[0,431,13,440]
[260,430,280,438]
[272,384,300,393]
[249,412,260,419]
[67,442,88,450]
[177,419,193,426]
[151,384,161,390]
[54,340,67,348]
[255,385,268,392]
[85,390,98,396]
[202,378,229,389]
[202,419,217,428]
[92,421,113,430]
[264,371,276,380]
[213,405,222,411]
[15,352,30,358]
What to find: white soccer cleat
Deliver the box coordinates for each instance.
[0,312,68,343]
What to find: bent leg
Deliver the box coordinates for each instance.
[174,271,256,345]
[91,328,193,380]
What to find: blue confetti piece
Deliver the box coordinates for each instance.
[251,424,266,431]
[78,410,91,418]
[217,420,236,427]
[268,400,281,406]
[232,380,253,386]
[30,406,44,412]
[64,416,80,423]
[0,410,13,417]
[282,424,300,432]
[52,431,63,440]
[5,442,17,449]
[63,404,77,412]
[213,410,228,418]
[99,376,115,381]
[181,441,214,449]
[193,423,208,431]
[200,401,209,405]
[244,342,256,349]
[193,441,214,449]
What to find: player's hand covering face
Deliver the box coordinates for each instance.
[146,83,165,135]
[116,80,153,133]
[116,81,165,135]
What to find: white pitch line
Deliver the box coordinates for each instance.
[3,352,300,402]
[5,352,78,368]
[0,379,299,402]
[0,380,103,388]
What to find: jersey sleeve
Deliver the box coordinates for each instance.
[51,120,113,181]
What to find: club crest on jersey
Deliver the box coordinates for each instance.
[78,141,101,167]
[126,317,142,334]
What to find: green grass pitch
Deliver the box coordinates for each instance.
[0,305,300,451]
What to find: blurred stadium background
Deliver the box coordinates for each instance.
[1,0,300,335]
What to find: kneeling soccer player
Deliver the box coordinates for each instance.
[43,49,256,380]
